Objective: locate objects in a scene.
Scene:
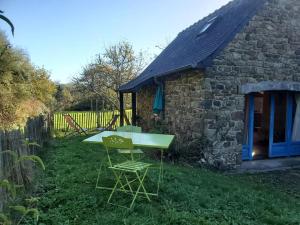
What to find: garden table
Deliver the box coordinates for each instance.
[83,131,175,196]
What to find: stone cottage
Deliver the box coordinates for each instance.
[119,0,300,168]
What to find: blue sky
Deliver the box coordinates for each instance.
[1,0,231,83]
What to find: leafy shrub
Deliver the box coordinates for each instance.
[0,142,45,225]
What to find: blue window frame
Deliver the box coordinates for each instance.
[242,91,300,161]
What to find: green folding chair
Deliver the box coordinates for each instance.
[102,135,152,209]
[116,126,143,156]
[117,125,142,133]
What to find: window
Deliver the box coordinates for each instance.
[197,16,218,35]
[273,93,287,143]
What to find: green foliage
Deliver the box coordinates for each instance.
[0,146,44,224]
[10,206,39,222]
[25,197,40,205]
[0,179,40,224]
[0,150,18,160]
[1,149,45,171]
[22,139,41,148]
[0,179,16,198]
[74,41,147,109]
[35,136,300,224]
[54,84,74,111]
[0,213,11,225]
[17,155,45,171]
[0,31,56,129]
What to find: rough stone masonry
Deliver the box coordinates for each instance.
[137,0,300,169]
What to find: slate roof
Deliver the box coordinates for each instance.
[119,0,267,92]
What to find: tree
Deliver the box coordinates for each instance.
[54,84,74,111]
[0,31,56,129]
[74,41,146,110]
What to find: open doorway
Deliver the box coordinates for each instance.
[252,92,270,159]
[243,91,290,160]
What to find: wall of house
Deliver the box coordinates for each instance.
[136,85,156,131]
[164,71,205,143]
[136,70,205,142]
[203,0,300,168]
[136,0,300,169]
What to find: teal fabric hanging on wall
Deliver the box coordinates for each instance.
[153,84,163,113]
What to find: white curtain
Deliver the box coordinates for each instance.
[292,94,300,142]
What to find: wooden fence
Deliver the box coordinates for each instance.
[53,110,132,130]
[0,115,52,211]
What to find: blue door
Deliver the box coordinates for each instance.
[242,95,254,160]
[242,92,300,160]
[269,93,291,157]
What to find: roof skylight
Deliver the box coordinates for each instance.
[198,16,218,35]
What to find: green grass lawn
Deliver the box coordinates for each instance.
[34,135,300,225]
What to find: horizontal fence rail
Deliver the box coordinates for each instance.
[0,114,52,210]
[53,110,132,131]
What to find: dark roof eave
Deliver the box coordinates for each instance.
[119,64,200,93]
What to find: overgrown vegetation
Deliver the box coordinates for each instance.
[0,142,45,225]
[34,136,300,224]
[0,32,56,129]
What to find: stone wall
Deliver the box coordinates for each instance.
[203,0,300,168]
[136,0,300,169]
[164,71,205,143]
[136,85,156,131]
[136,70,205,137]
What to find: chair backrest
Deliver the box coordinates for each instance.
[102,135,134,165]
[64,114,80,132]
[117,125,142,133]
[103,135,133,149]
[105,115,119,130]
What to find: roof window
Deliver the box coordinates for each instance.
[197,16,218,36]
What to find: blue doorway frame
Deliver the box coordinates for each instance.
[242,92,300,160]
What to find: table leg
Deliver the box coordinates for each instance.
[155,149,164,195]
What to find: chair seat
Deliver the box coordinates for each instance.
[117,149,144,154]
[111,161,151,172]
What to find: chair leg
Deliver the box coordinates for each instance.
[129,169,151,209]
[95,161,127,191]
[111,170,127,192]
[95,159,105,189]
[136,171,151,201]
[107,171,123,204]
[124,174,134,196]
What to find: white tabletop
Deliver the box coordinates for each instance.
[83,131,175,149]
